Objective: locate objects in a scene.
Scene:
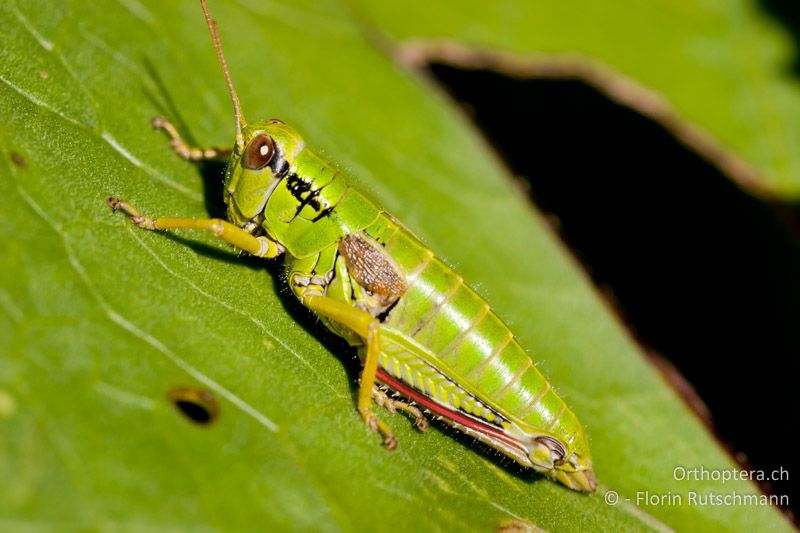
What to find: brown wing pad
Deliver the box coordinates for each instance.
[339,233,407,300]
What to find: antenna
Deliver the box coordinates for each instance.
[200,0,246,148]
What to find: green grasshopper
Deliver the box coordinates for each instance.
[108,0,596,492]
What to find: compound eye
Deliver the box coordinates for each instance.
[244,134,274,170]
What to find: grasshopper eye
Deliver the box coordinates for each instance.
[244,134,275,170]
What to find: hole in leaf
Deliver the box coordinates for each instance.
[10,151,26,169]
[426,61,800,512]
[167,386,220,426]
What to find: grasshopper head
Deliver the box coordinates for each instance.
[197,1,306,238]
[223,120,306,232]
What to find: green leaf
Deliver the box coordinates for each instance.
[0,0,791,531]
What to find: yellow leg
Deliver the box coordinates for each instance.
[372,385,428,432]
[153,116,232,161]
[107,197,282,258]
[302,293,397,449]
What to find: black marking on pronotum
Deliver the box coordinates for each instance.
[311,185,347,222]
[268,144,288,178]
[166,386,220,426]
[312,205,336,222]
[287,173,340,220]
[295,186,324,216]
[286,173,315,204]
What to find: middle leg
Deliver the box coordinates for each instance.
[302,293,397,449]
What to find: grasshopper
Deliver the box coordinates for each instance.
[108,0,596,492]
